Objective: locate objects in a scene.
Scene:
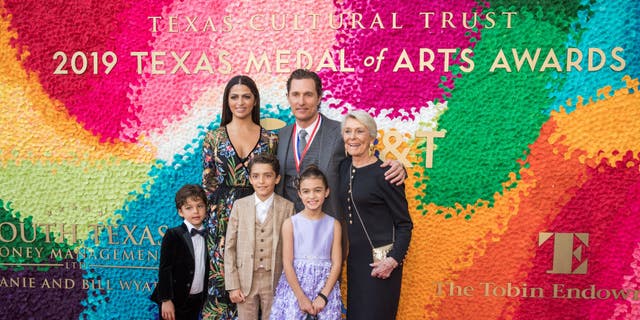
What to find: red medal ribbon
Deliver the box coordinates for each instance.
[292,116,322,173]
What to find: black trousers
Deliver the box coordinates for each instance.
[161,292,204,320]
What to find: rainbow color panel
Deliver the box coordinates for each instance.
[1,0,639,319]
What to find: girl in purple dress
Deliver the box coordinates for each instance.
[270,166,342,320]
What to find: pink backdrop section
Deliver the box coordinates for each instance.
[322,0,481,117]
[0,0,639,319]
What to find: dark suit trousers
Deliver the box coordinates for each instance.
[161,292,204,320]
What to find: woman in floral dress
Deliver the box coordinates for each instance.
[201,75,277,319]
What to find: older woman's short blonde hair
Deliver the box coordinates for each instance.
[341,110,377,139]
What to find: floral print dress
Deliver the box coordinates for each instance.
[201,126,277,319]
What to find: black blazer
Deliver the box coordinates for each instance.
[151,223,209,309]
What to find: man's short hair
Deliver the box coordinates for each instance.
[286,69,322,97]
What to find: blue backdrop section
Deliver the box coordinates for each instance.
[547,0,640,114]
[79,106,293,319]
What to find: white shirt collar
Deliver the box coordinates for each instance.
[295,113,321,134]
[183,220,203,232]
[254,193,275,208]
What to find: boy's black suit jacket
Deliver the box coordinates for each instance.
[151,223,209,309]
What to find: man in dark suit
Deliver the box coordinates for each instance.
[276,69,406,218]
[151,184,209,320]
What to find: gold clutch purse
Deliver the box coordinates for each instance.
[372,243,394,263]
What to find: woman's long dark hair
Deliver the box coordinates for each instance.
[220,75,261,126]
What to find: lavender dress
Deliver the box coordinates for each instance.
[270,213,342,320]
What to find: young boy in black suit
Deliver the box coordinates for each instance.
[151,184,209,320]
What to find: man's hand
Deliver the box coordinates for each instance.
[381,159,406,185]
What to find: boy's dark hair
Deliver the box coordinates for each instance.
[297,165,328,190]
[175,184,207,210]
[248,153,280,176]
[286,69,323,98]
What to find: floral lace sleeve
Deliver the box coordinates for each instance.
[202,129,220,200]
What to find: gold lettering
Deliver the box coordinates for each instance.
[58,223,78,244]
[296,50,313,70]
[490,49,511,72]
[566,48,583,72]
[122,225,139,245]
[202,16,216,32]
[460,48,475,72]
[170,51,191,75]
[434,281,473,296]
[0,276,35,288]
[150,51,166,75]
[249,14,264,31]
[350,13,365,29]
[276,50,291,73]
[245,51,271,73]
[223,16,233,32]
[484,12,496,29]
[441,12,455,28]
[379,130,411,168]
[271,14,285,31]
[415,130,446,168]
[553,283,566,298]
[391,12,403,29]
[193,52,214,74]
[610,47,625,71]
[168,16,178,32]
[315,50,337,72]
[148,16,161,32]
[539,48,562,72]
[292,14,303,31]
[184,16,198,32]
[503,12,517,29]
[218,50,232,75]
[588,48,606,71]
[0,222,17,242]
[393,49,415,72]
[369,13,384,29]
[461,12,478,29]
[419,48,435,71]
[18,223,36,243]
[339,49,354,72]
[308,13,319,29]
[130,52,148,75]
[420,12,435,29]
[138,226,157,246]
[437,48,456,72]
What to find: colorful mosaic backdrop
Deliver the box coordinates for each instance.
[1,0,639,319]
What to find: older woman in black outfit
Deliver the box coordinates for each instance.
[338,110,413,320]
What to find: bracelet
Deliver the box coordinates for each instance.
[317,292,328,305]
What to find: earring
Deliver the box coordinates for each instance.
[369,144,374,157]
